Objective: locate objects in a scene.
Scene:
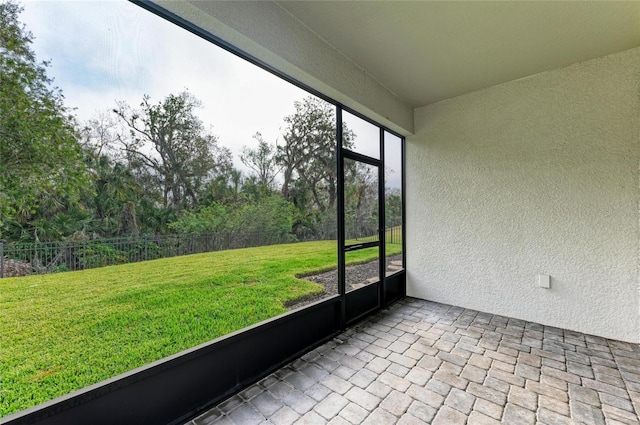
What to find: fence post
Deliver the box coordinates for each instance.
[0,241,4,278]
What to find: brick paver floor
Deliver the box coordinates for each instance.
[186,298,640,424]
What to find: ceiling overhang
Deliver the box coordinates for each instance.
[151,1,640,136]
[152,0,414,135]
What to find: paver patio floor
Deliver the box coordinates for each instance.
[187,298,640,424]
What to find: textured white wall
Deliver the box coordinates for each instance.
[407,48,640,342]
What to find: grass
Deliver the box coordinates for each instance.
[0,240,401,417]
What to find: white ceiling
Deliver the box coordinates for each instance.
[275,1,640,108]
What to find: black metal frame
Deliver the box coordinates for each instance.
[383,128,407,306]
[338,112,404,327]
[379,127,387,308]
[3,297,342,425]
[344,241,378,252]
[340,146,382,323]
[2,2,407,424]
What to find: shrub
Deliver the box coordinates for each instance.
[52,264,70,273]
[83,243,128,268]
[126,241,163,262]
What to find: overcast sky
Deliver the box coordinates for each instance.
[20,0,402,189]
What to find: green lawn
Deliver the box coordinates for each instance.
[0,240,401,416]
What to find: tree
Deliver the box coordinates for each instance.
[83,155,142,237]
[278,97,327,203]
[276,96,354,236]
[118,201,139,236]
[0,2,89,233]
[385,188,402,227]
[80,111,121,160]
[198,167,245,206]
[344,161,378,238]
[240,132,280,189]
[113,91,232,210]
[229,168,243,203]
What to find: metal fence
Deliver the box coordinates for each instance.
[0,230,286,278]
[0,223,402,278]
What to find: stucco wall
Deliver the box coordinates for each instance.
[407,47,640,342]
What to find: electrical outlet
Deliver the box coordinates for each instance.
[538,274,551,289]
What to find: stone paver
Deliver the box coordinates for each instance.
[338,402,368,424]
[188,298,640,425]
[313,393,348,420]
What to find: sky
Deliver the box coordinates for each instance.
[19,0,402,189]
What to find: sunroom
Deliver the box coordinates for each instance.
[3,1,640,424]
